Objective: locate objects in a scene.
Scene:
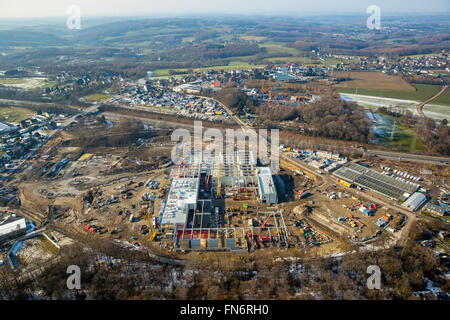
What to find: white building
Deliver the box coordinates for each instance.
[0,216,27,243]
[257,167,278,204]
[402,192,428,212]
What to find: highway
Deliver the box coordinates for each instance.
[364,149,450,166]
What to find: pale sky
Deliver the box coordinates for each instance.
[0,0,449,18]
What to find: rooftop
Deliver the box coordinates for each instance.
[403,192,428,210]
[160,177,199,226]
[334,163,419,200]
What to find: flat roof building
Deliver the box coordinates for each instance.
[0,215,27,243]
[425,203,447,216]
[334,163,419,200]
[160,177,199,227]
[257,167,278,204]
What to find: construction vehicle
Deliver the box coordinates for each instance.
[233,195,248,201]
[260,213,272,231]
[349,215,365,227]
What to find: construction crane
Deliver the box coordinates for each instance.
[260,213,272,230]
[268,82,289,101]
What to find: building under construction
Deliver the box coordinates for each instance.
[159,151,287,251]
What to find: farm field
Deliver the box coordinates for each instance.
[0,77,56,89]
[85,93,110,102]
[429,87,450,106]
[0,106,34,122]
[334,71,416,92]
[259,43,301,55]
[152,61,265,77]
[336,83,443,102]
[240,35,267,41]
[341,92,449,122]
[338,83,450,117]
[265,56,319,64]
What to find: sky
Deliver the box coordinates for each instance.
[0,0,449,18]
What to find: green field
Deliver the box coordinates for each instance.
[0,107,34,122]
[85,93,109,102]
[387,121,428,153]
[376,113,428,153]
[0,78,27,85]
[336,84,444,104]
[265,56,318,64]
[430,87,450,106]
[152,61,265,77]
[402,53,445,58]
[259,43,301,55]
[0,77,57,89]
[181,36,195,43]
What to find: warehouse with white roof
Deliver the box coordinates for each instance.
[402,192,428,212]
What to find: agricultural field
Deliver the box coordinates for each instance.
[265,56,318,64]
[337,83,443,102]
[259,43,301,55]
[152,61,265,77]
[334,71,416,92]
[0,106,34,123]
[0,77,56,90]
[85,93,110,102]
[430,87,450,106]
[240,35,267,41]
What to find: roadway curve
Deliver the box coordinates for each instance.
[417,85,448,119]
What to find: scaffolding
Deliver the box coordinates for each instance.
[175,210,289,251]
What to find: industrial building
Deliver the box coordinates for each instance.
[159,151,285,251]
[424,203,447,216]
[402,192,428,211]
[257,167,278,204]
[333,163,419,200]
[0,215,27,243]
[0,122,19,135]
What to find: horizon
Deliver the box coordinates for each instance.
[0,0,449,19]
